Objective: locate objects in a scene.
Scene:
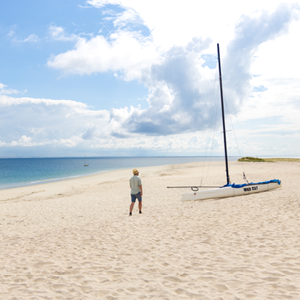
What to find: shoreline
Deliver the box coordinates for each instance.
[1,156,298,191]
[0,156,239,191]
[0,158,297,199]
[0,168,109,191]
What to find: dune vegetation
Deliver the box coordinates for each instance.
[238,157,300,162]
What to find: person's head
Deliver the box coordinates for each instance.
[132,168,139,175]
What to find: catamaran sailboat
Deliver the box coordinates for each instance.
[180,44,281,201]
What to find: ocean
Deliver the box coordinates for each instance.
[0,156,239,190]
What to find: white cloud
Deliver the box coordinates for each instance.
[48,25,78,42]
[87,0,299,51]
[7,30,40,43]
[44,2,300,155]
[47,30,159,80]
[0,89,225,155]
[23,33,40,43]
[0,93,109,148]
[11,135,33,146]
[7,30,15,37]
[102,2,299,137]
[113,8,143,28]
[87,0,121,8]
[2,1,300,157]
[0,83,20,95]
[1,80,299,157]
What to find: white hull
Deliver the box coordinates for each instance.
[181,182,282,201]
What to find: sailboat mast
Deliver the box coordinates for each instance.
[217,43,230,185]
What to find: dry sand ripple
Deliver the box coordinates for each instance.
[1,161,300,299]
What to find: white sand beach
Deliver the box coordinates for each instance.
[1,160,300,299]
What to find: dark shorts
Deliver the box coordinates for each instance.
[131,192,142,203]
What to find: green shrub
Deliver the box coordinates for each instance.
[238,157,265,162]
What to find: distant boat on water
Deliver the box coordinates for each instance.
[84,155,89,167]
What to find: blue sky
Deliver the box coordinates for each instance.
[0,0,300,157]
[0,0,148,110]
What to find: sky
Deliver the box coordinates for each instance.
[0,0,300,157]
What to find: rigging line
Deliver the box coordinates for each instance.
[209,68,221,174]
[211,66,222,152]
[200,67,220,185]
[208,67,222,160]
[199,79,213,184]
[223,95,247,179]
[224,100,242,157]
[208,76,219,156]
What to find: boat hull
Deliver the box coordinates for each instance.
[181,182,282,201]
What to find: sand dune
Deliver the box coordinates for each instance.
[1,161,300,299]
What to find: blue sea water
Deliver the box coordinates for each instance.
[0,156,239,190]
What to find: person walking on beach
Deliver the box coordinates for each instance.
[129,169,143,216]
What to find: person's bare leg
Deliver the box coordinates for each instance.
[130,202,135,215]
[139,201,142,213]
